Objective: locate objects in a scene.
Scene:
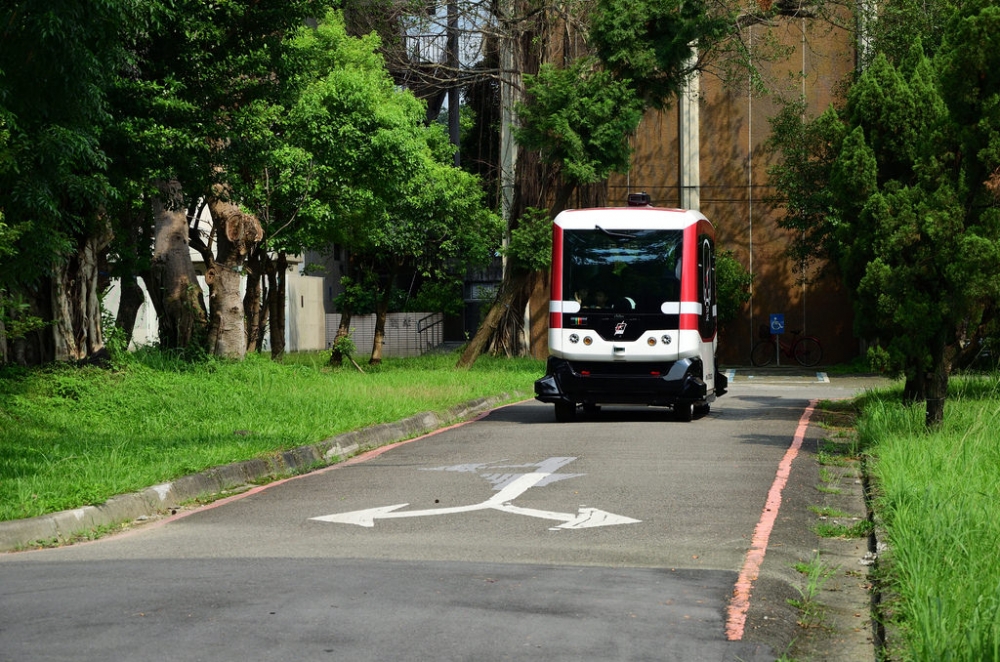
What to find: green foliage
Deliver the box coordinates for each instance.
[334,275,378,315]
[515,58,645,185]
[766,4,1000,419]
[0,1,130,288]
[504,207,553,272]
[330,333,357,358]
[405,278,466,316]
[0,289,47,340]
[99,300,130,365]
[715,249,752,325]
[589,0,730,108]
[766,103,848,269]
[266,10,500,318]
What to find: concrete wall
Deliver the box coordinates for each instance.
[605,16,858,366]
[325,312,444,358]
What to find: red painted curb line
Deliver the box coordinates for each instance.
[725,399,817,640]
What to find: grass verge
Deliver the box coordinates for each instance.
[859,373,1000,661]
[0,348,543,522]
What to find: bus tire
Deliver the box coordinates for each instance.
[554,401,577,422]
[694,403,711,419]
[675,403,693,422]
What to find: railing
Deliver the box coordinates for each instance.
[417,313,445,353]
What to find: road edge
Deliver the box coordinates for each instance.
[0,394,515,553]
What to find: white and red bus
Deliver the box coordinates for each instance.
[534,195,727,422]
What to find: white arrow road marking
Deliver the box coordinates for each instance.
[311,459,641,530]
[495,504,641,530]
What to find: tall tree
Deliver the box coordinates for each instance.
[767,0,1000,426]
[110,0,326,359]
[0,0,140,364]
[234,10,500,364]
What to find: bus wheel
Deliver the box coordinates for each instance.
[675,403,693,422]
[554,401,577,422]
[693,403,711,419]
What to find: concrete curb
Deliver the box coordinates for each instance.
[0,395,510,553]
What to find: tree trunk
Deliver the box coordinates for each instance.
[902,370,925,405]
[369,265,399,366]
[243,247,265,353]
[329,311,352,367]
[269,252,287,361]
[457,188,571,367]
[149,179,207,350]
[457,270,532,367]
[50,221,113,362]
[0,318,6,364]
[924,339,953,428]
[204,192,263,359]
[370,288,390,366]
[110,205,151,350]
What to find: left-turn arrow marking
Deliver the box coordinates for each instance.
[310,458,642,530]
[311,504,409,527]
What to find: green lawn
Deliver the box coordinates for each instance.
[0,348,543,521]
[856,374,1000,661]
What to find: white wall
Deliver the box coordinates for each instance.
[104,275,442,356]
[103,271,329,352]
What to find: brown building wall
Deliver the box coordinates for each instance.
[606,18,859,366]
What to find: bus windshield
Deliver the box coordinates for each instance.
[563,229,683,314]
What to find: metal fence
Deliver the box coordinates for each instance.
[325,312,444,358]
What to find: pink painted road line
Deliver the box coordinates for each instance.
[726,399,817,640]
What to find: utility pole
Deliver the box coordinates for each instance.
[678,50,700,211]
[498,1,519,273]
[447,0,461,166]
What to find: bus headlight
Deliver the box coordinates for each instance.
[647,337,657,347]
[569,333,580,344]
[583,336,593,346]
[661,334,672,345]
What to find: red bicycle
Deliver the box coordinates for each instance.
[751,326,823,367]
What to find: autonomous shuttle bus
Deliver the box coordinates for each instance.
[534,195,727,422]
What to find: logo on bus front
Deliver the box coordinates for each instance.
[614,322,627,336]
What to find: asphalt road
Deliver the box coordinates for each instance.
[0,370,884,662]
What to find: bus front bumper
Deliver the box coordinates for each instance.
[534,356,726,407]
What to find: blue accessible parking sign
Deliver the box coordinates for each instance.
[770,314,785,335]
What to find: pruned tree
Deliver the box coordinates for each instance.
[107,0,327,359]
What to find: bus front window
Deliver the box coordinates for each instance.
[564,229,683,314]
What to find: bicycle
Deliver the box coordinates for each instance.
[751,326,823,367]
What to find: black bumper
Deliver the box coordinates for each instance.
[534,356,727,407]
